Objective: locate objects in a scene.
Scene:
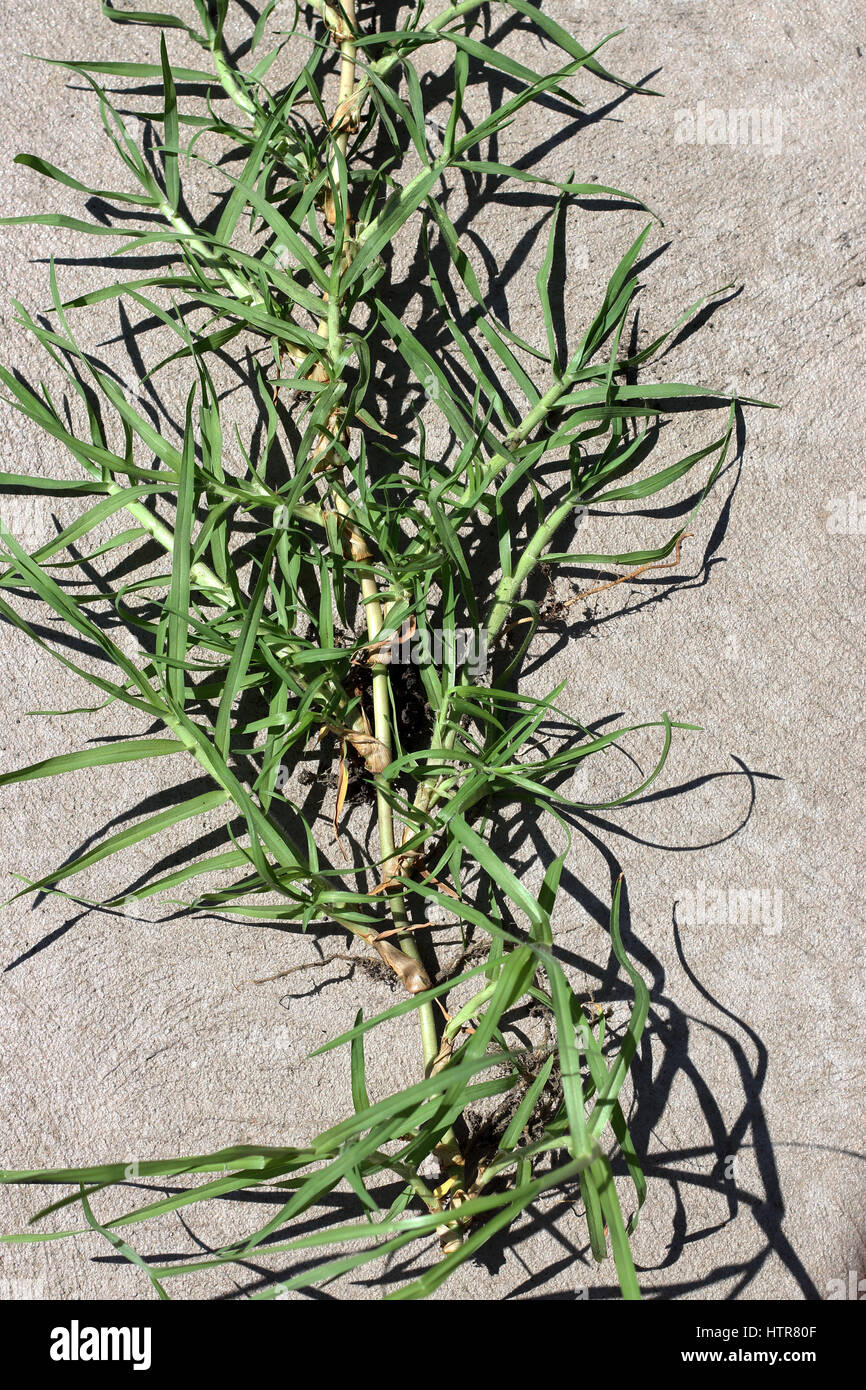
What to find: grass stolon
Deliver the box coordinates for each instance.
[0,0,766,1299]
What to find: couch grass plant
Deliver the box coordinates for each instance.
[0,0,766,1299]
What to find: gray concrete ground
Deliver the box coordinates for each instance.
[0,1,863,1300]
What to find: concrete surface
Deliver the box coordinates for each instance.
[0,0,863,1300]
